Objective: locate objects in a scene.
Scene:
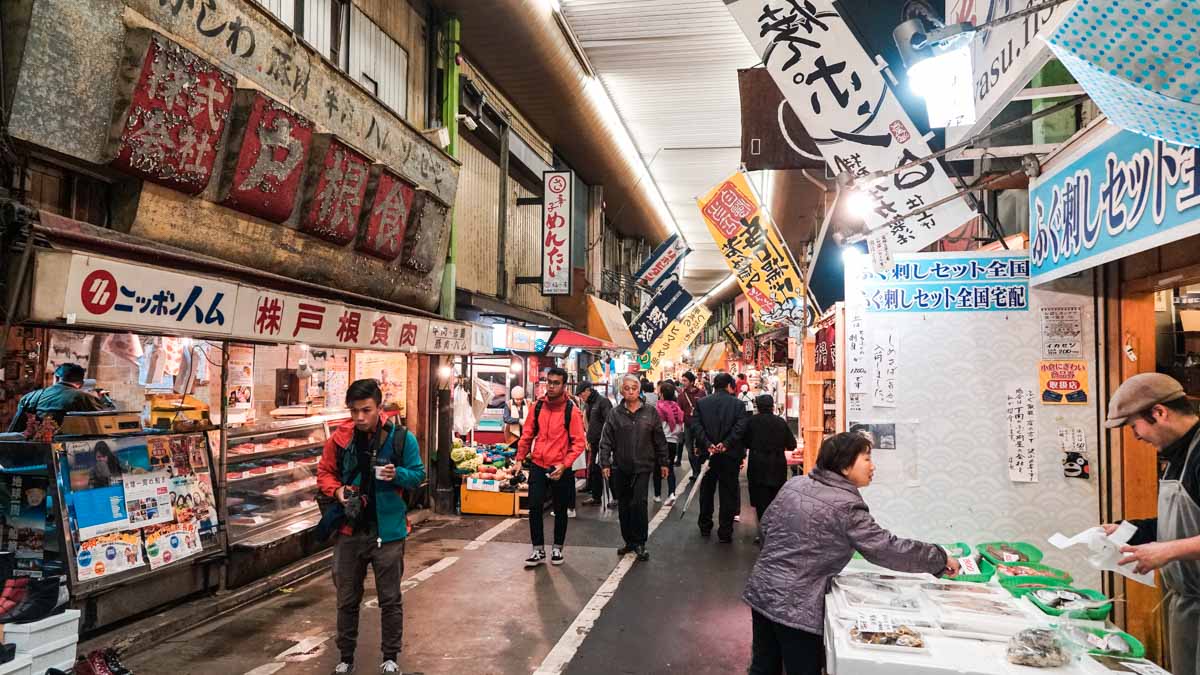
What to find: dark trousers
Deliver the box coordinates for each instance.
[698,457,739,538]
[610,468,650,547]
[333,532,406,663]
[749,483,783,523]
[528,462,574,548]
[684,424,702,476]
[653,442,679,497]
[748,610,825,675]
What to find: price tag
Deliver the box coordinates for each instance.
[957,557,980,576]
[1123,662,1171,675]
[1003,552,1021,562]
[854,612,896,634]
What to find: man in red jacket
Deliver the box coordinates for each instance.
[678,371,707,477]
[513,367,586,567]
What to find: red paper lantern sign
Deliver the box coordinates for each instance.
[298,135,371,245]
[108,30,236,195]
[356,167,418,261]
[218,91,314,223]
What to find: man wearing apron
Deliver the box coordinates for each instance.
[1104,373,1200,674]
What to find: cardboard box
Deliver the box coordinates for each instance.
[460,484,515,516]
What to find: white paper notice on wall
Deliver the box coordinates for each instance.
[1006,383,1038,483]
[848,394,865,415]
[872,330,899,408]
[846,311,869,395]
[1040,306,1083,359]
[868,230,895,275]
[1057,426,1087,455]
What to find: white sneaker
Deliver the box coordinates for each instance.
[333,662,354,674]
[568,508,577,518]
[653,495,662,503]
[734,514,742,522]
[379,660,400,674]
[666,493,677,505]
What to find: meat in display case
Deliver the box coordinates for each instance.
[224,415,344,541]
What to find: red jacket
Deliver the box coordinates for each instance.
[678,384,706,421]
[516,396,586,470]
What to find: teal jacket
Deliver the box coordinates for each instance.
[317,415,426,542]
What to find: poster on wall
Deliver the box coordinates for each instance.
[227,345,254,423]
[1040,307,1083,359]
[1,475,50,576]
[142,521,202,570]
[60,437,155,539]
[1039,360,1089,405]
[46,331,94,385]
[871,330,899,408]
[846,312,868,394]
[848,422,897,450]
[75,532,145,581]
[1007,384,1039,483]
[353,351,408,415]
[122,471,174,528]
[1058,426,1090,480]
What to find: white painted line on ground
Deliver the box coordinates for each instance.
[400,555,459,592]
[243,663,287,675]
[464,517,519,550]
[532,467,689,675]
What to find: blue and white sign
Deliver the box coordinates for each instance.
[848,252,1030,313]
[1029,123,1200,285]
[634,234,691,291]
[629,280,693,353]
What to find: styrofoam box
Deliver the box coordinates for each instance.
[0,655,32,675]
[3,609,81,653]
[24,635,77,674]
[466,477,500,493]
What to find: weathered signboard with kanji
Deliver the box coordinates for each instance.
[357,168,418,261]
[696,172,806,326]
[218,90,314,222]
[299,135,372,244]
[106,29,236,195]
[726,0,975,252]
[628,280,693,354]
[542,171,573,296]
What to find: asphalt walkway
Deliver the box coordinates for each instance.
[122,467,762,674]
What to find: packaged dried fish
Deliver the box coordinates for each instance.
[1007,628,1071,667]
[996,563,1071,580]
[920,582,995,596]
[936,595,1026,618]
[987,544,1029,563]
[849,625,926,649]
[1034,589,1087,608]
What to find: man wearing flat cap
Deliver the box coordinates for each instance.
[1103,372,1200,674]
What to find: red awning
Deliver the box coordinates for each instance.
[549,329,619,350]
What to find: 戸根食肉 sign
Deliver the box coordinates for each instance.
[1029,122,1200,285]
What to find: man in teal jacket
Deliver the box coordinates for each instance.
[317,379,426,675]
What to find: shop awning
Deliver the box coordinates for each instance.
[700,341,728,371]
[585,295,637,352]
[692,343,713,369]
[548,328,619,351]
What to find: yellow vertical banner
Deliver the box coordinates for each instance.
[696,172,806,325]
[638,305,713,374]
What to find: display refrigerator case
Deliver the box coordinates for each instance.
[222,413,346,587]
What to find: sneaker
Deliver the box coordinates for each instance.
[551,548,565,565]
[635,546,650,562]
[617,545,633,556]
[665,493,677,505]
[733,514,741,522]
[524,549,546,568]
[333,662,354,674]
[567,508,577,518]
[379,660,400,674]
[653,495,662,503]
[605,501,618,509]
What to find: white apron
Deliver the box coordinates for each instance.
[1159,431,1200,675]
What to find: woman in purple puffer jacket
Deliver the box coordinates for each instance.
[743,432,960,675]
[654,381,685,504]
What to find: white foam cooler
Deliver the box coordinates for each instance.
[2,609,81,654]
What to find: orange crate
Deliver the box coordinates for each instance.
[460,484,516,516]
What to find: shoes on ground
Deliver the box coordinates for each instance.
[380,659,400,674]
[665,493,677,505]
[75,651,117,675]
[635,546,650,562]
[617,545,633,556]
[551,548,565,566]
[653,495,662,503]
[0,575,67,624]
[332,661,354,674]
[100,649,132,675]
[581,497,601,506]
[524,549,546,568]
[605,501,618,509]
[733,515,741,522]
[567,509,577,518]
[718,535,733,543]
[699,529,711,538]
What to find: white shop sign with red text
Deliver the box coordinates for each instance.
[541,171,573,296]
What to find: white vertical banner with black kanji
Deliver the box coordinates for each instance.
[725,1,975,251]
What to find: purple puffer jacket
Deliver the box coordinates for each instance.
[743,469,947,635]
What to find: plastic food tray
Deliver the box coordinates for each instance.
[940,542,972,558]
[1072,627,1146,659]
[1001,576,1073,598]
[847,630,930,655]
[977,541,1044,565]
[995,562,1073,584]
[1028,587,1112,621]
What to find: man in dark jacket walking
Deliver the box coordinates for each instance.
[577,382,614,506]
[691,373,750,542]
[600,374,668,561]
[677,371,706,475]
[743,394,797,524]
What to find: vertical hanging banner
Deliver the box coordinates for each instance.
[634,234,692,291]
[725,1,975,251]
[542,171,573,296]
[628,280,694,354]
[638,305,713,372]
[696,172,807,326]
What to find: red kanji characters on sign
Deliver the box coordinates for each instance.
[254,297,284,335]
[356,168,417,261]
[299,136,370,245]
[701,181,756,238]
[398,322,419,348]
[336,310,362,343]
[370,316,392,346]
[218,92,314,223]
[293,302,326,337]
[109,30,236,195]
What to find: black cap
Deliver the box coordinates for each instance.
[575,381,594,396]
[55,363,86,383]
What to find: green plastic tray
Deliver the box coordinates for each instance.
[940,542,972,558]
[1074,627,1146,659]
[1028,586,1112,620]
[951,556,995,583]
[995,562,1074,584]
[977,541,1044,565]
